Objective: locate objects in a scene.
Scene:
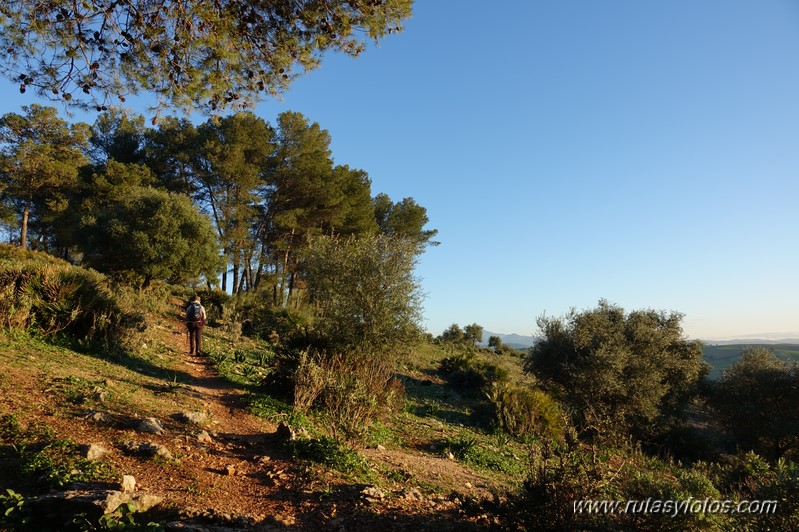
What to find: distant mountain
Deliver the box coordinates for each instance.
[701,338,799,346]
[480,331,538,349]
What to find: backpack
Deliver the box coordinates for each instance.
[187,303,200,322]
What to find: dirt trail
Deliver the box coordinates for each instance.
[142,304,308,527]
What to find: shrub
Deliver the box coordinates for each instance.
[712,346,799,459]
[0,244,135,350]
[511,440,729,531]
[706,452,799,530]
[317,352,404,444]
[526,300,707,442]
[264,346,406,444]
[494,386,566,441]
[439,350,509,396]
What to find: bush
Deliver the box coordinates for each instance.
[511,440,729,531]
[526,300,706,442]
[712,346,799,459]
[0,244,136,350]
[705,452,799,530]
[439,350,509,396]
[494,386,566,441]
[316,352,405,444]
[263,347,406,444]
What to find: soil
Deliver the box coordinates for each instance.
[0,302,505,530]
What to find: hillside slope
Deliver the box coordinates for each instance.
[0,299,515,530]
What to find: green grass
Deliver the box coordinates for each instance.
[0,414,117,491]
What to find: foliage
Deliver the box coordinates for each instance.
[526,300,707,441]
[0,0,414,113]
[0,414,116,490]
[0,244,136,349]
[439,323,465,343]
[373,193,439,251]
[302,234,423,354]
[493,386,566,442]
[463,323,484,346]
[712,346,799,459]
[0,489,31,529]
[511,440,727,531]
[315,351,404,443]
[439,349,509,397]
[287,436,370,476]
[77,186,223,287]
[0,104,89,249]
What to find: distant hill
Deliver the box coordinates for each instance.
[480,331,537,350]
[702,343,799,380]
[702,338,799,346]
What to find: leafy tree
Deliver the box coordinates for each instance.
[373,193,438,252]
[328,165,379,236]
[713,346,799,458]
[77,186,222,287]
[302,234,422,354]
[144,116,201,196]
[463,323,484,346]
[194,112,274,293]
[263,111,340,305]
[0,105,89,249]
[526,300,707,440]
[1,0,413,113]
[488,335,503,351]
[88,110,147,165]
[440,323,465,344]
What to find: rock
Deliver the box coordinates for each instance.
[121,475,136,493]
[136,417,165,435]
[400,488,424,501]
[376,444,386,452]
[172,411,209,426]
[79,444,109,461]
[276,422,301,441]
[465,482,473,489]
[446,451,455,460]
[225,464,236,476]
[31,490,162,523]
[83,410,109,423]
[361,486,385,503]
[141,442,173,460]
[196,430,213,443]
[122,440,173,460]
[99,491,162,514]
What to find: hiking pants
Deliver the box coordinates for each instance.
[187,321,204,354]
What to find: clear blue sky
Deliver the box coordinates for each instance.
[2,1,798,340]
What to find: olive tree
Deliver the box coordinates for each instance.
[302,234,422,355]
[713,346,799,458]
[526,300,707,439]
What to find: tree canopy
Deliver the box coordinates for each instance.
[77,186,222,287]
[0,104,89,249]
[0,105,437,300]
[526,300,707,440]
[302,234,422,354]
[0,0,413,113]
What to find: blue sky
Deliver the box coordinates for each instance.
[2,1,798,340]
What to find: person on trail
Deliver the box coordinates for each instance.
[185,296,207,356]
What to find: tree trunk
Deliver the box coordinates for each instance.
[232,252,240,295]
[20,198,30,249]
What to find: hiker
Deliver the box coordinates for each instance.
[185,296,207,355]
